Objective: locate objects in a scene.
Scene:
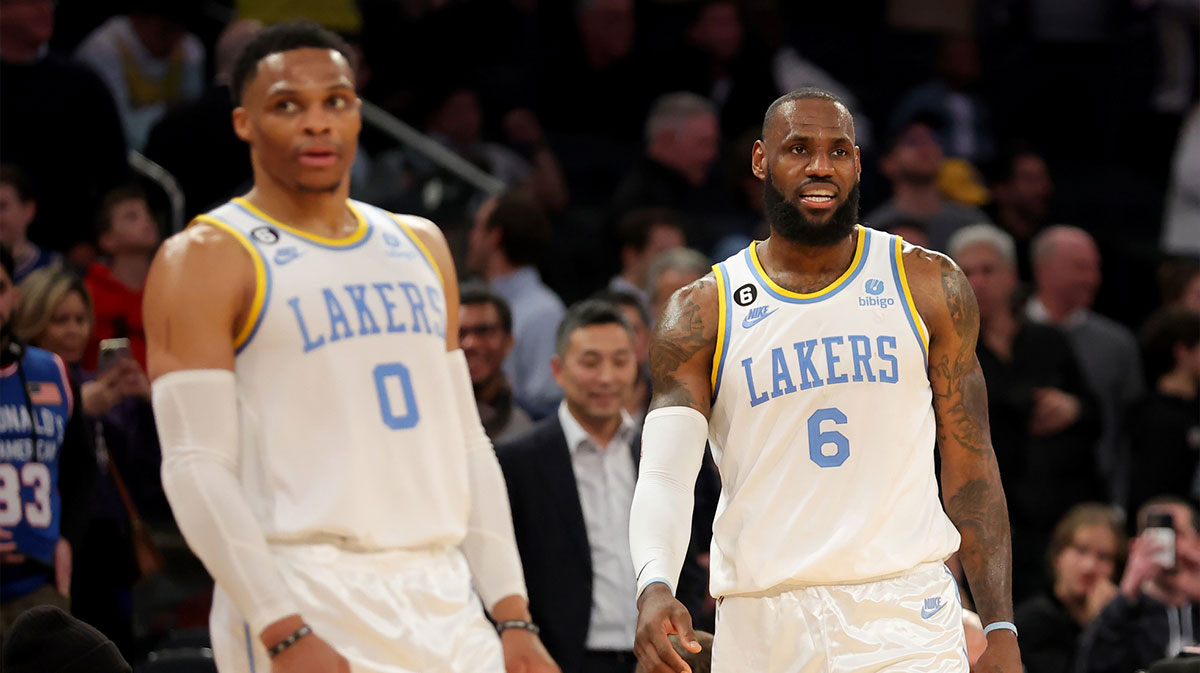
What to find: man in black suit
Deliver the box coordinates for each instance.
[498,300,709,673]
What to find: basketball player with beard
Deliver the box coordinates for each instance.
[628,89,1022,672]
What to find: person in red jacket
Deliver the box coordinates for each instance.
[83,185,159,371]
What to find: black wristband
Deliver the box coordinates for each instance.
[496,620,540,636]
[267,624,312,659]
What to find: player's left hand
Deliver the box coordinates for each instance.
[500,628,560,673]
[971,630,1021,673]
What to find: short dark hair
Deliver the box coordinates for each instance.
[554,299,633,357]
[1141,307,1200,383]
[459,282,513,335]
[1137,496,1200,534]
[616,207,685,252]
[485,192,553,267]
[230,20,356,105]
[762,88,850,139]
[885,108,945,153]
[983,141,1044,185]
[1046,502,1126,576]
[0,165,34,203]
[590,288,650,328]
[95,185,149,238]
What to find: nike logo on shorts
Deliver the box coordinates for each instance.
[921,596,946,619]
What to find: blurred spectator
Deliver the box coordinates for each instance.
[589,289,652,423]
[0,165,60,283]
[82,186,160,372]
[950,224,1103,601]
[645,247,711,325]
[633,632,714,673]
[984,145,1055,280]
[865,115,991,252]
[610,207,686,313]
[75,2,205,150]
[497,299,642,673]
[0,0,129,260]
[1078,497,1200,672]
[143,19,262,218]
[612,92,724,253]
[890,35,995,164]
[14,267,158,655]
[879,216,930,249]
[467,193,564,418]
[1125,308,1200,518]
[0,247,94,639]
[1026,225,1144,506]
[1158,259,1200,313]
[235,0,361,34]
[458,282,532,443]
[1148,1,1198,114]
[1015,503,1125,673]
[1162,104,1200,257]
[772,47,874,152]
[2,605,130,673]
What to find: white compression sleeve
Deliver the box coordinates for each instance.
[446,349,528,610]
[153,370,299,636]
[629,406,709,599]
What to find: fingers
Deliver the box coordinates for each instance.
[671,607,701,653]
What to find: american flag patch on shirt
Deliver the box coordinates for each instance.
[27,381,62,406]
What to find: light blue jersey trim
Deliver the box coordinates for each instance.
[743,229,872,305]
[888,234,928,369]
[244,622,257,673]
[232,200,375,251]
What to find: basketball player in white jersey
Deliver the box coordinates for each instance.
[629,89,1022,673]
[142,21,559,673]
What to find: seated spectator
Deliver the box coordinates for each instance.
[74,1,205,150]
[610,207,686,314]
[0,165,60,283]
[467,193,565,418]
[0,247,94,639]
[82,185,160,372]
[1077,497,1200,672]
[2,605,130,673]
[985,145,1055,279]
[1157,258,1200,313]
[14,266,157,655]
[143,19,262,217]
[879,216,930,249]
[1126,308,1200,517]
[0,0,129,260]
[1015,503,1125,673]
[590,288,652,423]
[865,114,991,252]
[949,224,1103,601]
[645,247,711,325]
[1026,225,1144,506]
[459,282,532,443]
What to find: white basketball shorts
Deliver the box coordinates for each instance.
[210,544,503,673]
[711,561,968,673]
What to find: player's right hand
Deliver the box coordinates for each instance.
[269,631,349,673]
[634,583,701,673]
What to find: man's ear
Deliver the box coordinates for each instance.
[232,107,252,143]
[751,140,767,181]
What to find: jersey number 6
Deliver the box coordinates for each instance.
[808,408,849,468]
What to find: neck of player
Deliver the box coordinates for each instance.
[243,171,357,239]
[758,227,858,283]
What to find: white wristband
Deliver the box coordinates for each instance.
[982,621,1017,637]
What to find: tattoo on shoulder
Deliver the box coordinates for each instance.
[648,277,716,410]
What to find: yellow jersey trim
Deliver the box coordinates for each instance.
[749,226,866,299]
[191,214,267,350]
[894,236,930,356]
[389,214,445,286]
[711,263,729,394]
[232,197,369,247]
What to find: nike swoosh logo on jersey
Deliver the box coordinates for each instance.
[741,306,778,329]
[920,597,946,619]
[636,561,652,583]
[274,247,304,265]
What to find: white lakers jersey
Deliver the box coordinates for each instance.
[195,197,468,551]
[707,226,960,597]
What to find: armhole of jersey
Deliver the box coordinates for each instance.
[389,214,445,286]
[890,235,930,366]
[711,263,732,399]
[51,352,74,417]
[191,214,271,354]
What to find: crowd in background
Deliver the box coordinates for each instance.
[0,0,1197,671]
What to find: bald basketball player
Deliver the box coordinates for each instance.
[628,89,1022,673]
[143,21,558,673]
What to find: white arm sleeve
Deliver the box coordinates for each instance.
[152,369,299,636]
[446,349,528,610]
[629,406,709,599]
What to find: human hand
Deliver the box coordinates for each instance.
[501,627,561,673]
[1084,576,1117,622]
[54,537,71,596]
[502,108,547,149]
[1028,388,1080,436]
[634,583,701,673]
[112,358,151,400]
[82,368,123,416]
[972,631,1021,672]
[263,622,349,673]
[1163,538,1200,603]
[0,528,26,564]
[1120,535,1171,602]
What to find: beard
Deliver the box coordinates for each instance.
[764,170,860,247]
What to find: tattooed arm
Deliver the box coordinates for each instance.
[631,275,719,673]
[905,244,1022,672]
